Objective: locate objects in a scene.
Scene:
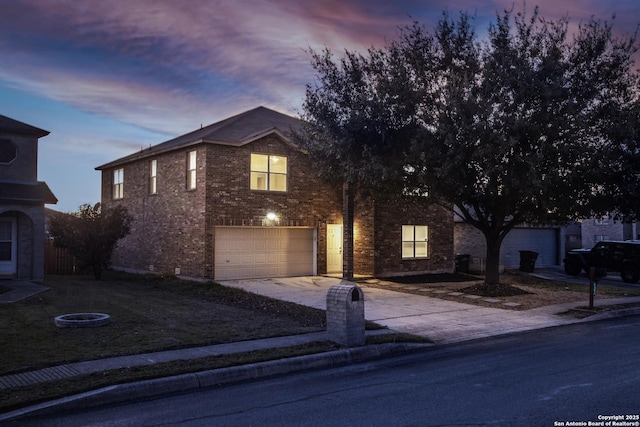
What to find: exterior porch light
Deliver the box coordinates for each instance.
[266,212,277,221]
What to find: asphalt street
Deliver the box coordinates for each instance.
[13,315,640,427]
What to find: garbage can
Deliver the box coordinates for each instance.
[519,250,538,273]
[455,254,470,274]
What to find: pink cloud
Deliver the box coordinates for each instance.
[1,0,638,138]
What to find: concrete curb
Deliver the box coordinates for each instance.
[0,342,428,422]
[585,306,640,322]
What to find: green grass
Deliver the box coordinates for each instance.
[1,271,416,413]
[0,342,341,413]
[503,270,640,297]
[0,271,331,375]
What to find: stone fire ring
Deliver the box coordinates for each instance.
[54,313,111,328]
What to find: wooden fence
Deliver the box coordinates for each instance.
[44,240,76,275]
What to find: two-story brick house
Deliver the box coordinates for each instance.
[0,115,57,281]
[97,106,453,281]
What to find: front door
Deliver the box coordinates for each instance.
[327,224,343,274]
[0,218,17,276]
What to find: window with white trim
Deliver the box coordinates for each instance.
[402,225,429,259]
[187,151,197,190]
[113,168,124,199]
[250,153,287,191]
[149,159,157,194]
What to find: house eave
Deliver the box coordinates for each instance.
[0,182,58,205]
[96,130,306,171]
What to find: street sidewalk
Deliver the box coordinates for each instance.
[2,274,640,422]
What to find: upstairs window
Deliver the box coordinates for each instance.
[149,159,157,194]
[402,225,429,259]
[0,139,17,164]
[113,168,124,199]
[187,150,197,190]
[250,153,287,192]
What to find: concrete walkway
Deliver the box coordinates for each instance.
[0,280,48,304]
[2,273,640,421]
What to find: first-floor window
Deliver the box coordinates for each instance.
[0,219,15,261]
[187,150,197,190]
[402,225,429,259]
[113,168,124,199]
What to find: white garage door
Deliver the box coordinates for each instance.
[214,227,315,280]
[501,228,558,268]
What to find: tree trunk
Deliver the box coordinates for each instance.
[484,232,504,286]
[342,181,355,281]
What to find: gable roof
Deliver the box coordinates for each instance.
[96,106,305,170]
[0,115,49,138]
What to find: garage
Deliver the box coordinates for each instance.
[214,227,315,280]
[501,228,559,268]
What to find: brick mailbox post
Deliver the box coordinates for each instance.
[326,283,365,347]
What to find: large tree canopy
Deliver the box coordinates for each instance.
[300,7,640,286]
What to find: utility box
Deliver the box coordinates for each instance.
[326,283,365,347]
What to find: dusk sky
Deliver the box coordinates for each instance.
[1,0,638,212]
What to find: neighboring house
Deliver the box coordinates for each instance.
[454,218,569,273]
[0,115,57,281]
[580,216,639,249]
[96,106,454,281]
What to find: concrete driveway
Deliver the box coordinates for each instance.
[218,274,640,344]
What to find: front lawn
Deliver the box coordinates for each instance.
[0,272,328,375]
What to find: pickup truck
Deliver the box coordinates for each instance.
[564,240,640,283]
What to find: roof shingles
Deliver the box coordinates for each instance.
[96,106,305,170]
[0,182,58,204]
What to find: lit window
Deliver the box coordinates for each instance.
[149,159,157,194]
[402,225,429,259]
[113,168,124,199]
[250,153,287,191]
[187,151,197,190]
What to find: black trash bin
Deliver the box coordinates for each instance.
[519,250,538,273]
[455,254,470,274]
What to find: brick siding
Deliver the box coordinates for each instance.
[103,134,454,279]
[373,198,454,276]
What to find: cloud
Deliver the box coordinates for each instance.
[1,0,638,139]
[0,1,414,123]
